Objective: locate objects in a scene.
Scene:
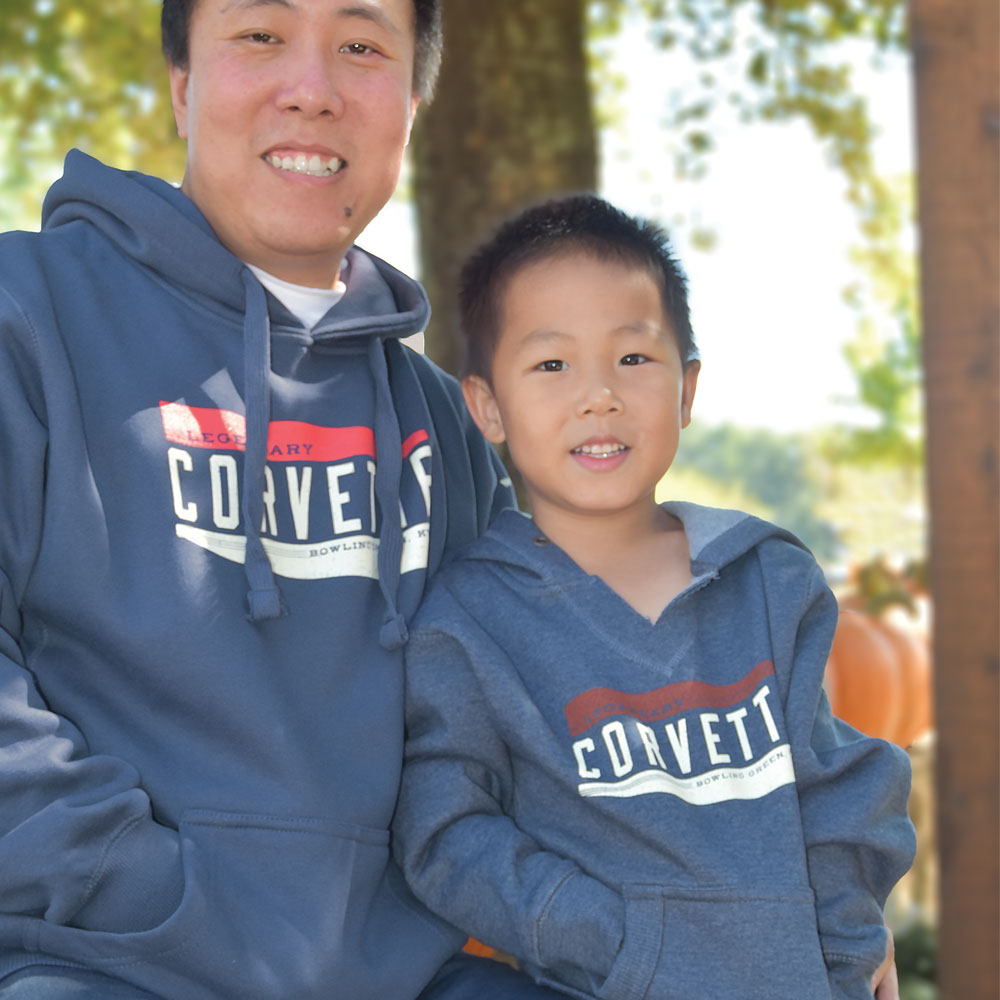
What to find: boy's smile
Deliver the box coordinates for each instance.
[463,250,699,539]
[572,437,630,469]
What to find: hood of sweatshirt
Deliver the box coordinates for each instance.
[457,503,806,592]
[41,150,429,640]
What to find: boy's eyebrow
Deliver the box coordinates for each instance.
[613,320,671,337]
[516,321,670,349]
[517,328,572,348]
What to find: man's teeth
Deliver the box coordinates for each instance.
[575,443,626,457]
[267,153,343,177]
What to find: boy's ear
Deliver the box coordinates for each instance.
[462,375,507,445]
[680,361,700,428]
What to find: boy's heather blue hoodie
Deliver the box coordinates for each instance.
[0,151,512,998]
[394,506,915,1000]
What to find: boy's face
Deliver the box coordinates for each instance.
[168,0,420,288]
[463,250,699,534]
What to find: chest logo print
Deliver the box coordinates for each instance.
[159,402,431,580]
[564,661,795,805]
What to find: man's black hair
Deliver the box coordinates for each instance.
[161,0,443,99]
[458,193,698,382]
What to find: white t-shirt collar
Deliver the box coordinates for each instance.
[246,259,349,331]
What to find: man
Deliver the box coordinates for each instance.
[0,1,567,996]
[0,2,898,997]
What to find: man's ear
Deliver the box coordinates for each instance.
[462,375,506,445]
[167,62,191,139]
[407,95,421,134]
[680,360,700,428]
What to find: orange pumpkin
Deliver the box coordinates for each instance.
[824,606,933,747]
[872,614,932,747]
[826,610,903,741]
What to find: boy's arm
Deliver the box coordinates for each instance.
[393,626,625,985]
[782,568,915,1000]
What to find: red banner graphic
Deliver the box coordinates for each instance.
[563,660,776,738]
[160,402,428,461]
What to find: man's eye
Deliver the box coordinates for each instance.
[340,42,376,55]
[537,360,566,372]
[246,32,278,44]
[620,353,648,366]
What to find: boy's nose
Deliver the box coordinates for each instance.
[578,381,623,416]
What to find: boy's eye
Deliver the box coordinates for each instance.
[620,353,649,366]
[246,32,278,44]
[536,359,567,372]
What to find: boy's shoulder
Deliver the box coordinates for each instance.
[428,508,540,582]
[413,509,553,627]
[662,500,815,571]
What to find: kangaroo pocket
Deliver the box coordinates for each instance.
[598,883,833,1000]
[30,810,461,1000]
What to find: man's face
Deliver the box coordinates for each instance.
[169,0,420,287]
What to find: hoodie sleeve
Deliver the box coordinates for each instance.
[0,281,184,935]
[776,559,916,1000]
[394,623,625,985]
[404,347,515,557]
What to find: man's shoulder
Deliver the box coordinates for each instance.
[0,227,74,308]
[0,227,50,266]
[397,344,463,404]
[0,218,108,274]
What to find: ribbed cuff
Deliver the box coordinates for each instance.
[536,870,624,978]
[827,955,880,1000]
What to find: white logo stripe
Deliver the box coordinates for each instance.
[578,744,796,805]
[175,524,430,580]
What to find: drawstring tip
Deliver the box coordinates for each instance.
[246,586,285,623]
[379,614,409,651]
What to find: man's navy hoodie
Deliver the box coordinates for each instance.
[394,506,916,1000]
[0,151,512,998]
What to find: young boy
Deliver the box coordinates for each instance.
[393,195,915,1000]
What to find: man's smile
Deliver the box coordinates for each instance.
[264,152,346,178]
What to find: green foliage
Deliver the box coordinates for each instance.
[0,0,183,229]
[895,920,939,999]
[814,457,924,566]
[590,0,907,204]
[664,420,926,568]
[666,421,840,560]
[832,173,923,468]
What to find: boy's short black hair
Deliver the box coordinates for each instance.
[458,194,698,382]
[161,0,443,99]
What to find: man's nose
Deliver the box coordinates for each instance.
[277,48,346,118]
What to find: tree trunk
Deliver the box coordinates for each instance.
[910,1,999,997]
[412,0,596,376]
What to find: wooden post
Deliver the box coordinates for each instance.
[909,1,999,997]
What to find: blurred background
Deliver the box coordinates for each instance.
[1,1,996,996]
